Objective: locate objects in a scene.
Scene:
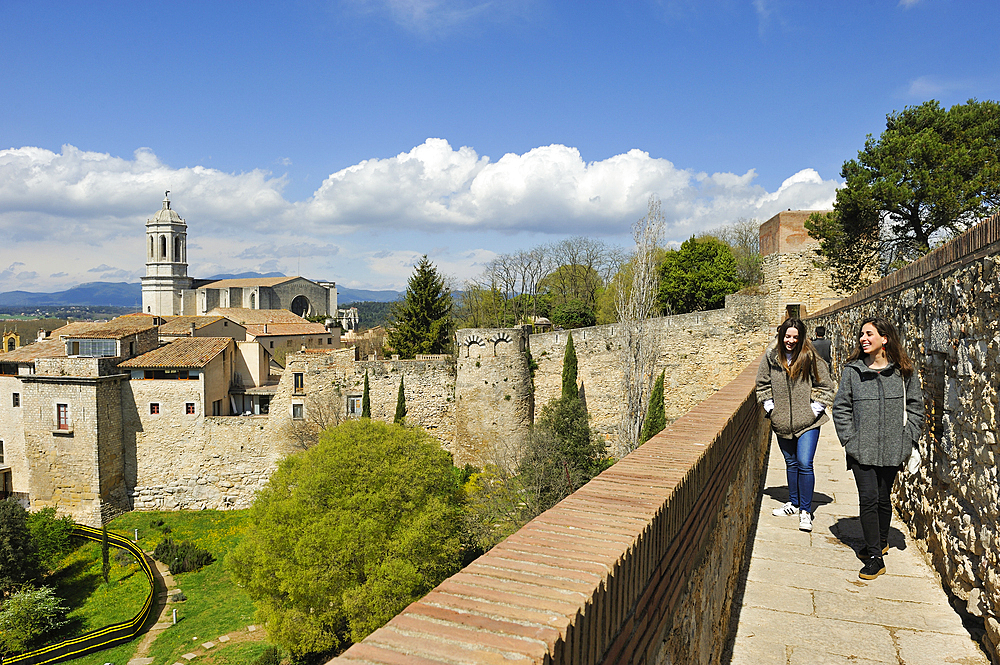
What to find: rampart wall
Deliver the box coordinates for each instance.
[810,212,1000,659]
[530,307,772,450]
[329,359,770,665]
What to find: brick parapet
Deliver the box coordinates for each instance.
[328,359,769,664]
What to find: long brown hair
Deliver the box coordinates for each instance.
[846,316,914,378]
[776,318,820,382]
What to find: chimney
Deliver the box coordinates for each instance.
[190,322,196,337]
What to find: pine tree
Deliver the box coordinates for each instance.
[387,256,453,359]
[639,370,666,444]
[561,333,578,400]
[361,370,371,419]
[393,376,407,424]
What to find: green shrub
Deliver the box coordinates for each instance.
[153,538,215,575]
[254,645,282,665]
[26,507,75,573]
[0,585,68,656]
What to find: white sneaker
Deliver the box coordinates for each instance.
[799,510,812,532]
[772,502,796,516]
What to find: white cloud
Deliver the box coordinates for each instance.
[343,0,530,37]
[898,0,921,8]
[0,140,840,292]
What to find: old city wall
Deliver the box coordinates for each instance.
[529,305,772,451]
[122,380,277,513]
[282,348,458,453]
[454,328,533,466]
[810,212,1000,659]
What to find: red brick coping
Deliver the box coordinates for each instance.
[329,359,765,664]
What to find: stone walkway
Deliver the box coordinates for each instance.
[730,427,990,664]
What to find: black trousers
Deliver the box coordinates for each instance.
[850,459,899,559]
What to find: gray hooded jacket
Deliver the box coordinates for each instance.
[756,342,835,438]
[832,359,924,467]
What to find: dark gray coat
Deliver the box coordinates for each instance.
[756,342,835,438]
[832,359,924,467]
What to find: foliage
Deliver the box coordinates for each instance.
[639,371,666,444]
[26,507,75,573]
[362,370,371,418]
[715,217,763,286]
[343,301,395,329]
[393,376,407,423]
[461,466,527,551]
[550,299,596,329]
[0,499,39,590]
[539,263,603,311]
[387,256,453,358]
[226,419,465,658]
[657,235,740,314]
[153,537,215,575]
[807,99,1000,291]
[254,644,282,665]
[0,585,69,656]
[616,197,666,455]
[100,526,110,585]
[561,333,579,400]
[519,395,606,515]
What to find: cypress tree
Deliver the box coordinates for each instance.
[393,376,407,424]
[387,256,453,358]
[640,370,666,444]
[561,333,578,400]
[361,370,371,418]
[101,524,110,585]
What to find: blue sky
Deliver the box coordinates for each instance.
[2,0,998,293]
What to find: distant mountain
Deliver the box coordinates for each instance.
[205,271,286,280]
[0,276,401,308]
[338,288,401,304]
[0,282,141,307]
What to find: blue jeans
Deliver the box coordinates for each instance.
[777,428,820,513]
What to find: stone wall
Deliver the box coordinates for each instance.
[809,212,1000,660]
[327,359,770,665]
[530,308,772,451]
[0,375,29,494]
[454,327,532,466]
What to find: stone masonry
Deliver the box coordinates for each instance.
[810,212,1000,660]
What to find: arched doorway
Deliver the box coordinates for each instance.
[290,295,311,318]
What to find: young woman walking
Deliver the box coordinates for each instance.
[832,316,924,580]
[756,318,835,532]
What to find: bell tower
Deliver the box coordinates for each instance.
[141,191,192,316]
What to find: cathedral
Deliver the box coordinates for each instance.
[140,192,338,318]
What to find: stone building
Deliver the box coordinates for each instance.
[140,193,338,318]
[759,209,845,323]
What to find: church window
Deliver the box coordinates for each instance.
[174,236,181,262]
[186,402,195,415]
[250,293,255,309]
[149,403,160,415]
[160,235,167,259]
[149,236,154,257]
[56,403,69,430]
[12,393,19,407]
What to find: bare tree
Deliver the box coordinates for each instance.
[284,386,345,450]
[615,197,665,456]
[715,217,763,286]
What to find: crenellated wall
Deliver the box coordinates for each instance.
[328,361,770,665]
[810,212,1000,660]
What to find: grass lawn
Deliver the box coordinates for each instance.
[51,509,279,665]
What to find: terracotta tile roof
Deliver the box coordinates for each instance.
[200,277,298,288]
[62,318,157,340]
[245,323,330,336]
[208,308,309,325]
[0,337,68,362]
[119,337,231,369]
[157,316,228,335]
